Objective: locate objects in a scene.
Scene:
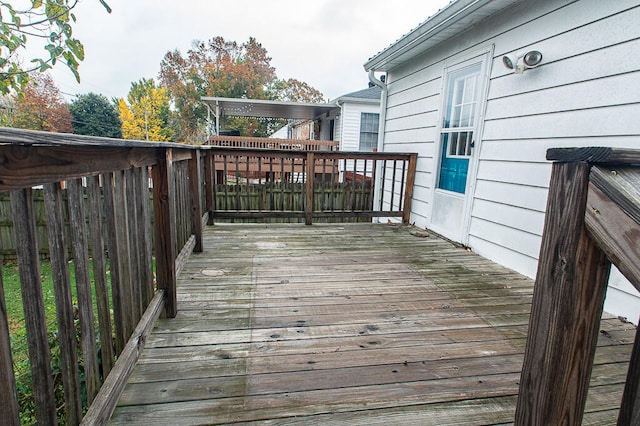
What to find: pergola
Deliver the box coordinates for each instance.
[201,97,339,136]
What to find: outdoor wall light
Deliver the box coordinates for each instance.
[502,50,543,74]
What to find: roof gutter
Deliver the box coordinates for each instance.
[364,0,501,72]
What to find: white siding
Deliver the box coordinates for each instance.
[382,0,640,322]
[338,102,380,152]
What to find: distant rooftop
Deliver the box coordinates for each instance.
[333,86,382,103]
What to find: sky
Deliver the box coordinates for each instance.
[45,0,451,102]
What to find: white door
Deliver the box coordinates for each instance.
[430,54,489,243]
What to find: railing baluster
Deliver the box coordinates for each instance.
[205,151,215,225]
[0,264,20,425]
[390,160,398,211]
[114,171,134,339]
[305,152,314,225]
[125,169,142,324]
[136,167,155,306]
[10,188,56,425]
[44,182,82,425]
[189,152,203,252]
[102,172,126,354]
[223,154,229,211]
[67,178,100,405]
[379,159,387,211]
[86,175,115,376]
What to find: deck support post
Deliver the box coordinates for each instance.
[402,153,417,225]
[515,161,611,425]
[305,152,315,225]
[189,150,204,252]
[153,148,178,318]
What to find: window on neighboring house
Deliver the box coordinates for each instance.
[359,112,379,151]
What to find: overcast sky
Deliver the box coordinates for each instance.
[46,0,450,102]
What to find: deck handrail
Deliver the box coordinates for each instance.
[208,135,339,151]
[515,147,640,425]
[203,147,417,225]
[0,127,417,424]
[0,128,205,425]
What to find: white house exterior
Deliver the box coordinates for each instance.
[365,0,640,322]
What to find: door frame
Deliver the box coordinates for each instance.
[429,45,494,245]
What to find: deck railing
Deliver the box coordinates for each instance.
[0,128,205,425]
[0,127,416,425]
[203,148,417,225]
[208,135,339,151]
[515,147,640,426]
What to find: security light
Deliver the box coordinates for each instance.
[502,50,543,74]
[523,50,543,68]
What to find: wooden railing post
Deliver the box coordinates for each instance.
[189,150,204,251]
[305,152,315,225]
[515,161,611,425]
[402,153,417,225]
[204,150,215,225]
[153,148,178,318]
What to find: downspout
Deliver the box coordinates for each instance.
[368,69,388,223]
[367,69,387,153]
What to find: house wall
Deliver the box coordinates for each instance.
[339,101,381,151]
[382,0,640,322]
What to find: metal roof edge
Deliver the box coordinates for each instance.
[201,96,338,109]
[364,0,494,71]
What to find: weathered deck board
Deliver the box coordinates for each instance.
[110,223,636,425]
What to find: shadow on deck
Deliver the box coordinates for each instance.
[110,223,635,425]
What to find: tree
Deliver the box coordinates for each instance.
[0,0,111,95]
[69,92,122,138]
[9,72,72,132]
[159,36,324,142]
[270,78,325,103]
[118,78,173,141]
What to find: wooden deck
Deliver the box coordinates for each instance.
[109,223,636,425]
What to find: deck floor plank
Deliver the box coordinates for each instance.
[109,223,636,425]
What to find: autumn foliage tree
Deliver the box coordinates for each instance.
[118,78,173,141]
[7,73,72,132]
[159,36,325,142]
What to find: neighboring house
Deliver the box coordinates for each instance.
[278,86,382,152]
[332,86,382,152]
[364,0,640,322]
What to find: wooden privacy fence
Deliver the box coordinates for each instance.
[0,128,205,425]
[203,148,417,225]
[515,147,640,426]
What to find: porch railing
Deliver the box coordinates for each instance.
[0,127,416,425]
[0,128,205,425]
[208,135,339,151]
[515,147,640,426]
[203,148,417,225]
